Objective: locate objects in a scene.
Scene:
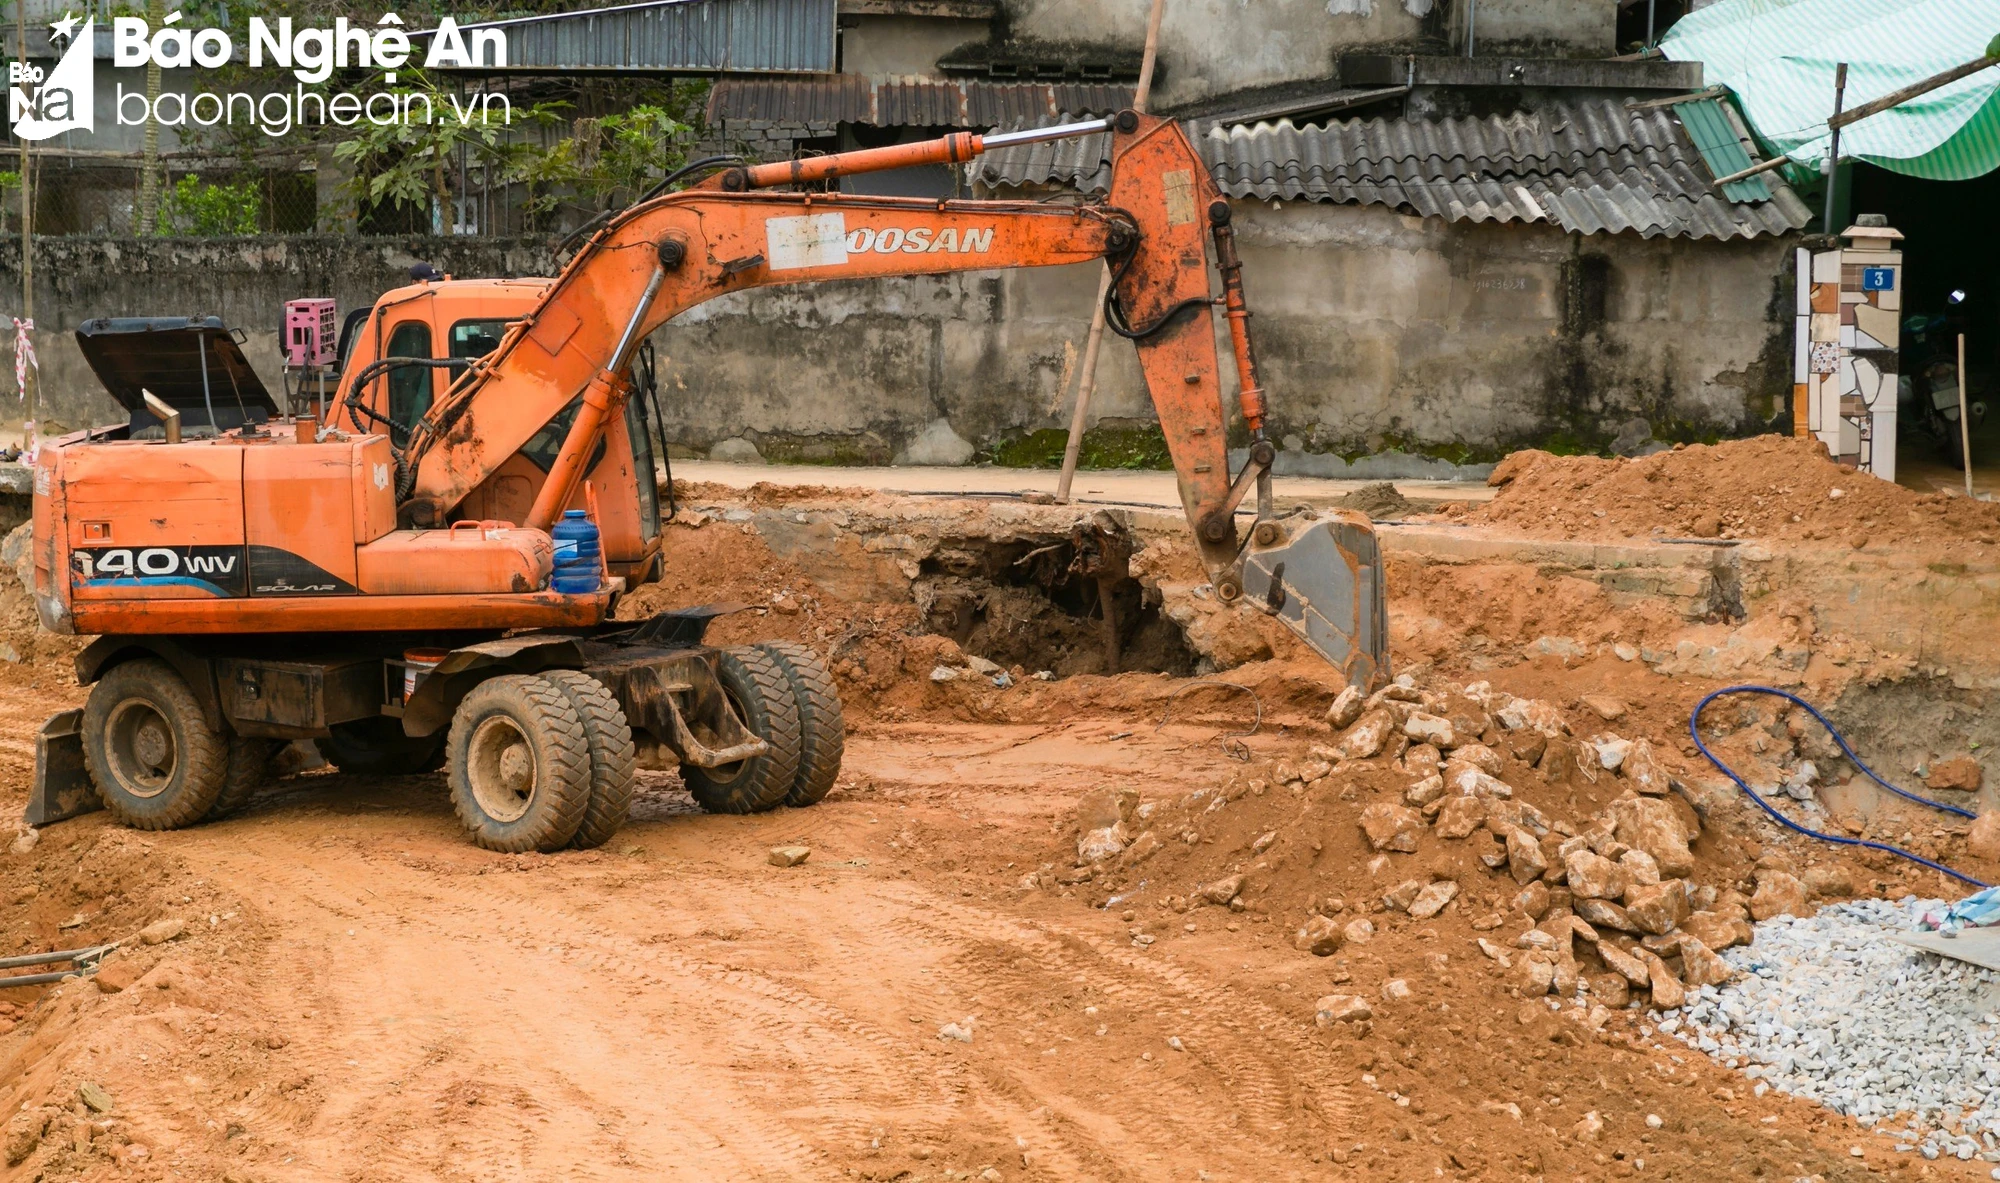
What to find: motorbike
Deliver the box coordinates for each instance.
[1901,290,1985,466]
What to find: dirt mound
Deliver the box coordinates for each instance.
[0,524,85,678]
[1473,435,2000,549]
[1017,664,1953,1179]
[1332,481,1442,519]
[620,515,957,720]
[0,820,286,1180]
[666,478,866,508]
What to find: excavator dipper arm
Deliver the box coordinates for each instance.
[398,112,1387,687]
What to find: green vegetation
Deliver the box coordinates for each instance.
[331,79,708,232]
[158,174,260,236]
[1362,432,1508,466]
[104,0,711,233]
[983,424,1175,470]
[754,434,892,466]
[980,419,1753,473]
[1533,430,1599,457]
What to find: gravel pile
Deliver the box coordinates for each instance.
[1658,897,2000,1165]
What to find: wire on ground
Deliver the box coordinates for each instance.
[1158,680,1262,761]
[1690,684,1988,889]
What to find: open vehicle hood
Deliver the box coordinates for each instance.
[75,317,279,432]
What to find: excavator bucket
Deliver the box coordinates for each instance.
[1238,511,1389,691]
[25,710,101,828]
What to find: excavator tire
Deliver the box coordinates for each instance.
[539,670,638,850]
[206,736,279,821]
[684,646,801,815]
[82,658,230,831]
[756,641,845,808]
[446,675,593,853]
[320,717,447,777]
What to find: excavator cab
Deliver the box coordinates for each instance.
[329,275,666,586]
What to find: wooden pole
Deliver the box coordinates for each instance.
[1056,0,1165,503]
[1830,53,2000,131]
[1055,271,1114,501]
[137,0,164,236]
[1710,154,1791,188]
[1822,63,1848,233]
[16,1,31,436]
[1959,333,1975,497]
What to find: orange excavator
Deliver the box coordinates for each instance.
[25,111,1386,850]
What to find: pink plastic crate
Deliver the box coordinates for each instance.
[284,298,337,367]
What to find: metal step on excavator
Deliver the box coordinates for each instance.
[23,110,1387,850]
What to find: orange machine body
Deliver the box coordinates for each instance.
[33,429,605,636]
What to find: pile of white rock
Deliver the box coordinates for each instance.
[1659,896,2000,1165]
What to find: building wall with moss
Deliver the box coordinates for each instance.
[647,200,1798,471]
[6,203,1797,473]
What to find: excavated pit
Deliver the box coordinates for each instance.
[910,525,1198,678]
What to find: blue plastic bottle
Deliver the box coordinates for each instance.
[549,509,603,593]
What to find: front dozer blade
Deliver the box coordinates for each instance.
[1239,511,1389,691]
[25,709,101,828]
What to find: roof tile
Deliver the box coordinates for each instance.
[972,98,1812,241]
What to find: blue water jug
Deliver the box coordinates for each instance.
[550,509,602,593]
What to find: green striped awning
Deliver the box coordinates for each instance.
[1660,0,2000,182]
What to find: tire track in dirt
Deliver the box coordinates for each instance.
[886,890,1360,1144]
[43,706,1347,1183]
[379,852,1291,1180]
[872,910,1193,1177]
[188,836,838,1180]
[221,829,1343,1178]
[462,876,971,1161]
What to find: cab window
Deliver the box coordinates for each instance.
[334,307,371,377]
[384,321,433,435]
[450,319,508,360]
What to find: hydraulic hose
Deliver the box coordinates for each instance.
[1690,684,1988,889]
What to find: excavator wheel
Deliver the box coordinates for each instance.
[320,717,448,777]
[756,641,845,808]
[206,736,280,821]
[539,670,639,849]
[683,647,802,815]
[81,658,230,830]
[445,674,593,853]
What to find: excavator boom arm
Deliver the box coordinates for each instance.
[392,112,1386,686]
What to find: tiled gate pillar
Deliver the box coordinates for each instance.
[1795,218,1903,481]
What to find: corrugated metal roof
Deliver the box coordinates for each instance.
[416,0,836,74]
[709,74,875,122]
[971,99,1813,242]
[1673,98,1773,202]
[708,75,1132,126]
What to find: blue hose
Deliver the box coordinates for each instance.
[1690,684,1988,889]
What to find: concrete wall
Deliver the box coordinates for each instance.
[1220,202,1798,465]
[840,15,990,77]
[648,201,1796,469]
[0,203,1795,467]
[0,235,561,432]
[998,0,1615,109]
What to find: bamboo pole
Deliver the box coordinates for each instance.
[1830,53,2000,131]
[1960,333,1974,498]
[137,0,164,236]
[1711,154,1791,188]
[16,1,31,435]
[1055,0,1165,503]
[1822,63,1848,233]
